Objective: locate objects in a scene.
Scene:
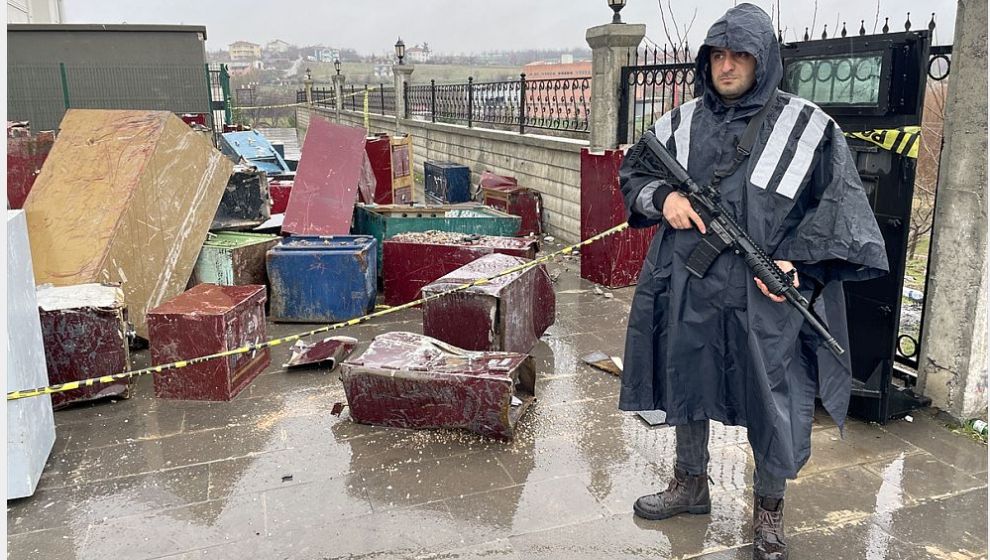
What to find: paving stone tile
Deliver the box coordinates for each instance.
[7,525,88,560]
[861,450,986,502]
[357,449,516,510]
[801,421,914,475]
[8,463,209,536]
[880,411,989,473]
[415,538,521,560]
[443,476,609,544]
[80,493,265,560]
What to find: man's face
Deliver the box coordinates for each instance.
[709,48,757,101]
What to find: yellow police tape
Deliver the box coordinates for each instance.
[234,87,381,111]
[6,223,629,401]
[235,102,308,110]
[845,126,921,159]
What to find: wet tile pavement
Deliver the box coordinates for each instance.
[7,255,988,560]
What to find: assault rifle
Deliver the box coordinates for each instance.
[639,130,844,358]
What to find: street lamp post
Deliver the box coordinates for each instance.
[304,67,313,105]
[394,38,406,65]
[608,0,626,24]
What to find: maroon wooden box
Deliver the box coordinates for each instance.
[479,172,542,236]
[421,253,554,353]
[268,179,292,214]
[340,332,535,439]
[7,124,55,210]
[37,284,131,409]
[580,148,658,288]
[148,284,269,401]
[365,134,394,204]
[383,231,538,306]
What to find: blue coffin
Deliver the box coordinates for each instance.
[424,161,471,204]
[220,130,291,176]
[267,235,377,323]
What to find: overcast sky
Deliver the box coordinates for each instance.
[62,0,958,55]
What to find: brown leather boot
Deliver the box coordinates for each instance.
[752,495,788,560]
[633,467,711,520]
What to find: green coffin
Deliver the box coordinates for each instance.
[191,231,280,286]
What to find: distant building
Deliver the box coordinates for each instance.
[230,41,262,61]
[373,63,394,80]
[523,59,592,80]
[7,0,62,23]
[407,44,432,63]
[228,60,264,76]
[265,39,291,54]
[522,58,593,124]
[315,47,340,63]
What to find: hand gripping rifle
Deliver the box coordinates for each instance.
[639,130,844,358]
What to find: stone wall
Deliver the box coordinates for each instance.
[296,106,587,243]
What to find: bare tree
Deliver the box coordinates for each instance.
[809,0,818,38]
[657,0,697,58]
[907,78,948,260]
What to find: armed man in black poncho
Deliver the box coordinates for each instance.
[618,4,889,559]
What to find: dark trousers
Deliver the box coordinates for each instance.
[675,419,787,499]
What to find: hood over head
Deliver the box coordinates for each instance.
[695,3,782,112]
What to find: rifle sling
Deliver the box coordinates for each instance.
[711,95,776,186]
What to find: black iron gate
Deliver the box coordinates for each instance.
[779,29,946,423]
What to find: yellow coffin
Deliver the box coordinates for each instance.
[23,109,233,338]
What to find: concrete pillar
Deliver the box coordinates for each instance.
[917,0,988,421]
[304,74,313,106]
[332,73,345,123]
[393,64,414,135]
[585,22,645,150]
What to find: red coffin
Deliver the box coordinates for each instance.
[340,332,536,439]
[421,253,554,353]
[383,231,538,306]
[580,147,658,288]
[37,284,131,409]
[7,124,55,210]
[148,284,269,401]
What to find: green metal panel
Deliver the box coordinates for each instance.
[202,231,278,249]
[353,205,521,269]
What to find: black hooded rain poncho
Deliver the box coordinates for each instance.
[618,3,889,479]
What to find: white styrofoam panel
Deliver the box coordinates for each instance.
[7,209,56,499]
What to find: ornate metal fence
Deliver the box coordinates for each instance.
[296,86,336,109]
[617,46,695,145]
[405,74,590,134]
[343,83,396,115]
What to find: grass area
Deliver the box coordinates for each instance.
[303,61,522,86]
[951,422,989,445]
[904,234,931,292]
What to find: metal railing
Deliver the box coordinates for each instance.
[298,86,336,109]
[405,75,590,134]
[343,83,396,115]
[617,46,696,145]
